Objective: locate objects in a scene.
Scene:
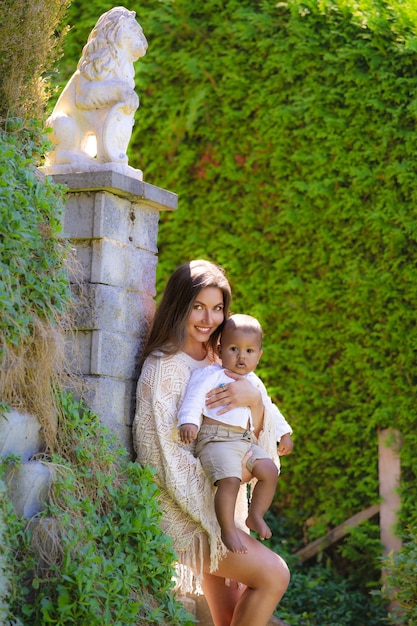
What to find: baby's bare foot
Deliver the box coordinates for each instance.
[221,529,248,554]
[246,513,272,540]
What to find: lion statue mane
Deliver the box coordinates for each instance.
[44,7,147,175]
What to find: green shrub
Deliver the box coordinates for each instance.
[277,558,388,626]
[0,122,70,348]
[264,511,388,625]
[0,476,26,626]
[3,393,195,626]
[383,528,417,625]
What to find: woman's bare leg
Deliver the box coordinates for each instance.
[215,477,247,553]
[198,530,290,626]
[246,459,278,540]
[201,574,245,626]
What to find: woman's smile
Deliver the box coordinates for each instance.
[195,326,212,335]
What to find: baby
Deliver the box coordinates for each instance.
[178,314,293,553]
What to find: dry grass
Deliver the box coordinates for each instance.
[30,516,64,569]
[0,0,70,122]
[0,317,72,451]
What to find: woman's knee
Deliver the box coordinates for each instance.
[258,553,290,594]
[237,541,288,583]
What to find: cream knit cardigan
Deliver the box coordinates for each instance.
[132,350,281,593]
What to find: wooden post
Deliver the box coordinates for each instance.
[378,428,402,557]
[378,428,402,619]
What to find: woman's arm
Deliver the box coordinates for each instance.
[134,354,219,527]
[205,370,264,434]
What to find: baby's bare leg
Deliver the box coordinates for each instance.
[215,477,248,553]
[246,459,278,540]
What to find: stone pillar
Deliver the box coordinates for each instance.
[52,168,177,451]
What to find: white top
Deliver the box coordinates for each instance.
[177,362,292,439]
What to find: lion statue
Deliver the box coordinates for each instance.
[44,7,148,175]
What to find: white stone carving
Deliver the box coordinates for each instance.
[43,7,147,180]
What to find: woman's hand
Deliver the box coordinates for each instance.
[205,371,264,431]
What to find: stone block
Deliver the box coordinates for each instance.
[90,330,140,378]
[65,330,92,375]
[93,192,131,241]
[0,409,44,461]
[65,192,163,253]
[130,203,160,252]
[64,190,161,245]
[78,376,137,450]
[63,192,95,239]
[127,248,158,294]
[72,284,155,335]
[122,290,156,336]
[70,237,158,291]
[110,423,134,454]
[89,239,157,292]
[90,238,126,286]
[70,241,93,283]
[5,461,52,518]
[80,376,136,427]
[66,329,139,378]
[73,283,126,332]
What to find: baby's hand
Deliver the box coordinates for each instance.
[179,423,199,444]
[278,433,294,456]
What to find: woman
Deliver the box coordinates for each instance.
[132,260,290,626]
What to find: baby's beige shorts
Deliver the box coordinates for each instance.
[195,423,271,485]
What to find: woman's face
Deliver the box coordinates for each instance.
[183,287,225,354]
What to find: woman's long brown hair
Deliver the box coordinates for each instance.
[142,260,232,360]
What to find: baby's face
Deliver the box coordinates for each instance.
[219,328,262,375]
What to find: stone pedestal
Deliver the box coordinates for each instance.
[51,168,177,451]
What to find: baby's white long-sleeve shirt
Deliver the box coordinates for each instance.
[177,362,292,439]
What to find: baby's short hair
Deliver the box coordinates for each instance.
[221,314,263,345]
